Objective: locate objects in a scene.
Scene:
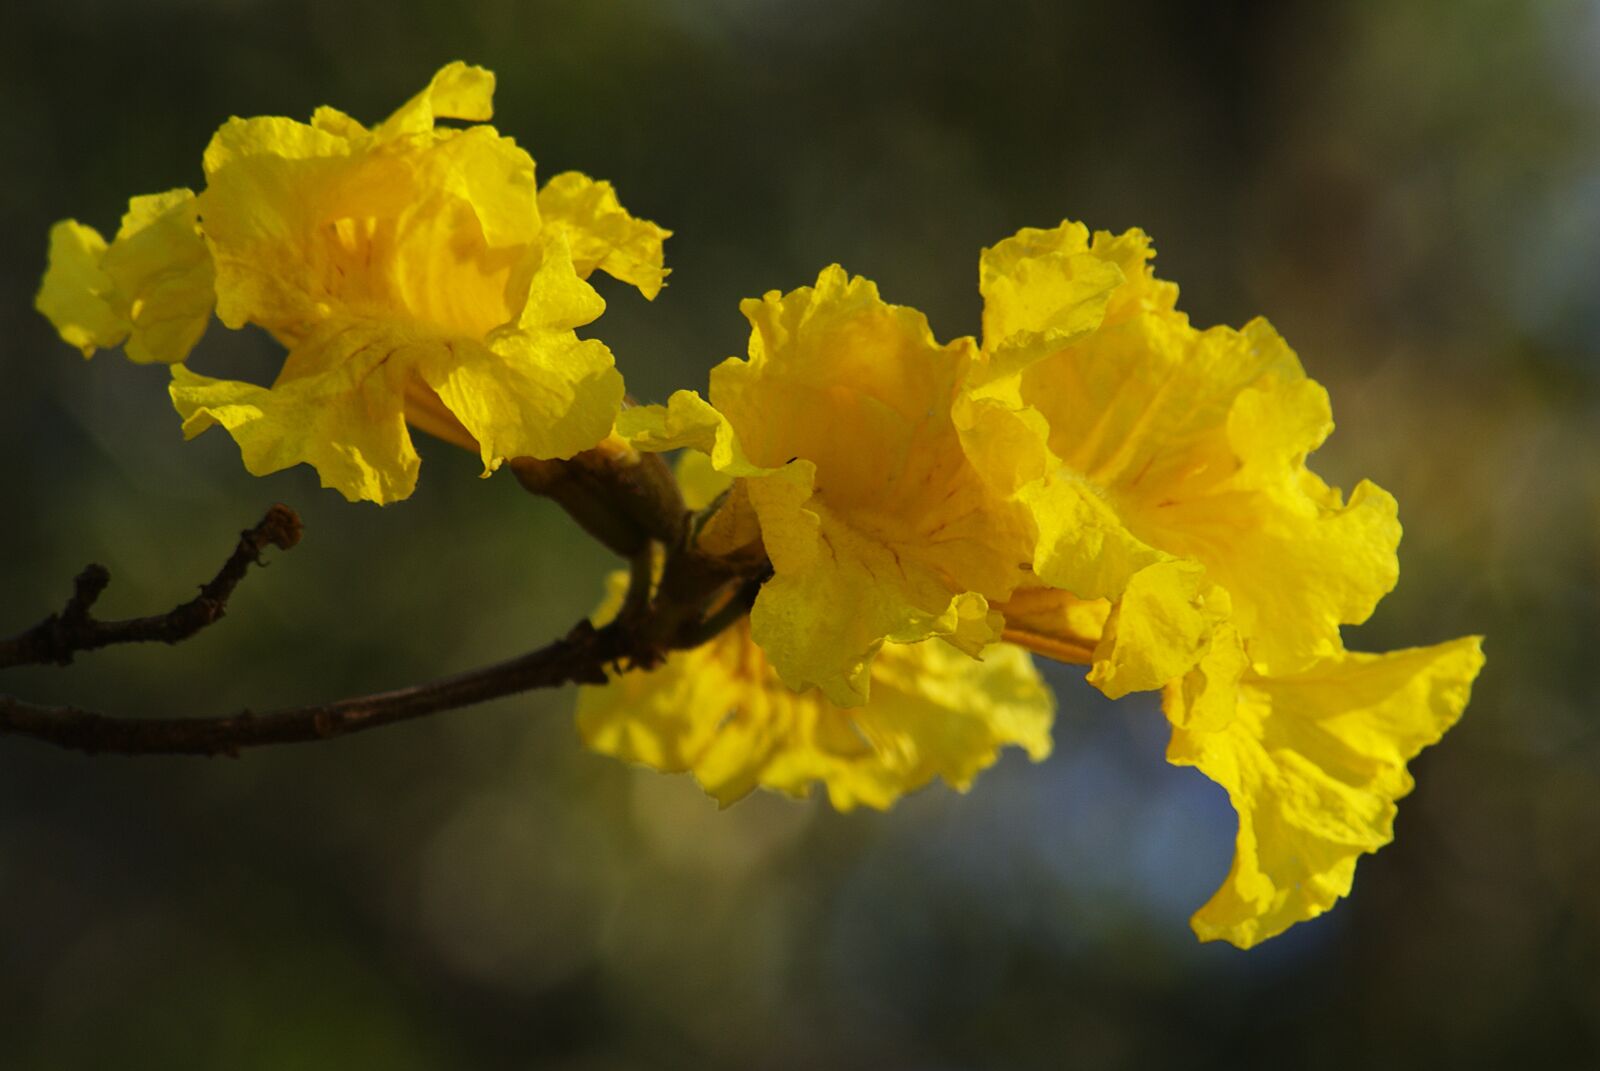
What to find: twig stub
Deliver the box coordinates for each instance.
[0,504,304,670]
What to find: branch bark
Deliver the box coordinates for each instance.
[0,505,302,669]
[0,617,636,757]
[0,507,757,758]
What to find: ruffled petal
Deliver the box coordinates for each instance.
[403,238,620,468]
[624,267,1030,702]
[749,556,1000,708]
[714,269,1034,701]
[1084,226,1185,328]
[1021,471,1168,600]
[169,322,420,504]
[422,126,543,250]
[760,640,1053,810]
[616,389,768,477]
[978,220,1125,372]
[104,191,217,364]
[1165,633,1485,948]
[502,234,607,332]
[668,441,735,511]
[309,105,366,140]
[36,221,122,357]
[578,602,1053,811]
[1086,562,1226,699]
[36,190,215,364]
[374,61,496,140]
[951,393,1054,497]
[1122,359,1402,674]
[537,171,671,299]
[418,328,622,469]
[740,458,993,704]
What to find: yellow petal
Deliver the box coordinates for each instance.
[425,126,543,250]
[761,640,1053,810]
[199,116,537,337]
[1165,634,1485,948]
[104,190,217,364]
[578,603,1054,811]
[616,389,768,477]
[419,327,622,470]
[374,61,496,140]
[1087,562,1225,699]
[952,393,1053,497]
[169,322,421,504]
[1003,283,1396,676]
[626,265,1037,704]
[37,221,121,357]
[1124,356,1401,674]
[403,237,621,468]
[673,449,733,511]
[538,171,671,299]
[695,478,766,562]
[1022,471,1168,600]
[309,105,366,140]
[745,462,1003,706]
[501,234,607,332]
[202,114,350,175]
[1020,314,1300,493]
[1086,226,1185,328]
[1163,623,1252,735]
[978,220,1125,373]
[1015,466,1220,693]
[942,596,1009,659]
[36,190,215,364]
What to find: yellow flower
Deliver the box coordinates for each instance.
[619,266,1035,707]
[972,222,1401,692]
[37,62,669,504]
[577,459,1053,810]
[1166,628,1485,948]
[1000,586,1483,946]
[578,615,1054,811]
[582,454,1056,810]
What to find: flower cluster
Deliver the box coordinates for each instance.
[611,225,1483,948]
[38,62,668,504]
[37,63,1483,949]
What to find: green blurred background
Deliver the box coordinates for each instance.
[2,1,1597,1067]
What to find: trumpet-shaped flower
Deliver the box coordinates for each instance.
[1006,585,1484,947]
[1166,627,1484,947]
[37,62,669,504]
[577,459,1054,809]
[972,222,1401,692]
[620,266,1036,706]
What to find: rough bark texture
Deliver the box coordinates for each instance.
[0,505,302,669]
[0,617,633,757]
[0,482,759,758]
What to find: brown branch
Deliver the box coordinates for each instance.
[509,446,685,559]
[0,415,774,758]
[0,617,638,757]
[0,508,765,758]
[0,505,303,670]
